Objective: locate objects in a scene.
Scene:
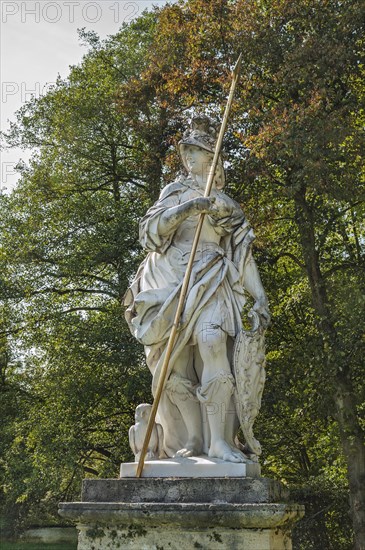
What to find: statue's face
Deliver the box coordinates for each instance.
[183,145,212,177]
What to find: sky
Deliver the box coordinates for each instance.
[0,0,171,192]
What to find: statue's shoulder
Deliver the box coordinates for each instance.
[218,190,246,220]
[220,190,241,208]
[159,175,188,201]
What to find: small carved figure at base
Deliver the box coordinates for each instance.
[129,404,163,462]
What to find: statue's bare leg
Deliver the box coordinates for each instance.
[196,324,245,463]
[165,346,203,457]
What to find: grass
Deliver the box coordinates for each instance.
[0,543,77,549]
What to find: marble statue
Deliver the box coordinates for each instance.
[125,115,270,464]
[129,404,163,462]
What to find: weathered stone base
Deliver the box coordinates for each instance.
[81,477,287,504]
[59,478,304,550]
[77,527,291,550]
[76,529,288,550]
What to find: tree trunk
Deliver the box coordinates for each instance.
[334,376,365,550]
[294,189,365,550]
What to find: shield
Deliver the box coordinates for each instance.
[233,310,266,458]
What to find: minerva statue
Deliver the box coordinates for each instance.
[125,115,270,464]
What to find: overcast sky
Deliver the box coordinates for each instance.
[0,0,170,192]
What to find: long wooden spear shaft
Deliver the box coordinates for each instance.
[136,54,243,478]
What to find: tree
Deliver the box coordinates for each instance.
[0,12,163,532]
[1,1,364,548]
[230,3,365,547]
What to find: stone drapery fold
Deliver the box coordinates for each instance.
[124,178,255,456]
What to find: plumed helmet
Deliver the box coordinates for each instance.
[179,115,225,189]
[179,115,219,154]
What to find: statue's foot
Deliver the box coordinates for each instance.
[146,451,158,460]
[209,439,245,463]
[174,437,202,458]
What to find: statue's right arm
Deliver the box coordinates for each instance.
[157,197,215,237]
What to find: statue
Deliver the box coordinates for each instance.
[129,404,163,462]
[124,115,270,464]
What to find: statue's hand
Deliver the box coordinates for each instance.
[188,196,216,215]
[252,300,271,329]
[209,194,234,220]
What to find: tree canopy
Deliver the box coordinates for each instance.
[1,1,364,548]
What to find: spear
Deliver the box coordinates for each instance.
[136,54,243,478]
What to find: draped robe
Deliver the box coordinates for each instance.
[124,177,255,456]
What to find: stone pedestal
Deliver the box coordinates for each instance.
[59,473,304,550]
[120,455,261,478]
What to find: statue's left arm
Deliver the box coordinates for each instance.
[241,251,270,328]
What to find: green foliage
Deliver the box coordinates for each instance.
[292,475,352,550]
[1,1,364,548]
[0,12,160,534]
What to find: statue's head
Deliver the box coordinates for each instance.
[179,115,225,189]
[135,403,152,422]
